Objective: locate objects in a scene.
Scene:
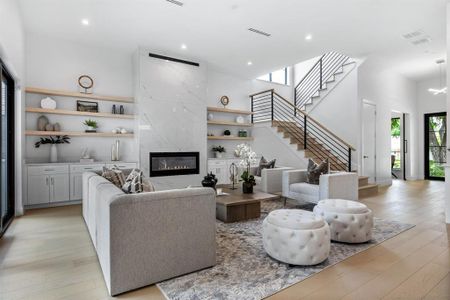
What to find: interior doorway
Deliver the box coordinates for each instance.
[362,100,376,183]
[424,112,446,181]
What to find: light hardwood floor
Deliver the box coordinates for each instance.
[0,180,449,300]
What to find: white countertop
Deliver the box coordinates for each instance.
[25,160,137,166]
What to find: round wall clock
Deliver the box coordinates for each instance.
[220,96,230,108]
[78,75,94,94]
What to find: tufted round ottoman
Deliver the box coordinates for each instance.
[313,199,373,243]
[262,209,330,265]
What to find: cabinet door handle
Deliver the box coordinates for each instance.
[84,167,93,170]
[44,169,54,171]
[46,177,49,185]
[51,177,54,185]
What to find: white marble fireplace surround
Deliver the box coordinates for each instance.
[135,49,207,190]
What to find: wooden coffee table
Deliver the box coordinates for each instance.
[215,187,280,223]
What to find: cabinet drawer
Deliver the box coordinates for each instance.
[208,160,227,166]
[70,164,104,173]
[28,165,69,175]
[106,163,137,169]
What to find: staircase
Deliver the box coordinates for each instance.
[250,89,378,198]
[294,51,354,111]
[358,176,379,199]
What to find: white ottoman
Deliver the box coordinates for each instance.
[262,209,330,265]
[313,199,373,243]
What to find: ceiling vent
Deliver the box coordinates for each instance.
[248,28,271,37]
[410,37,431,45]
[402,30,424,40]
[165,0,184,7]
[402,29,431,46]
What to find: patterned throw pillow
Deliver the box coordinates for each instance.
[101,166,126,188]
[122,168,146,194]
[306,158,329,185]
[256,156,276,177]
[143,177,156,192]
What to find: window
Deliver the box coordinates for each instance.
[0,59,15,237]
[391,118,401,171]
[424,112,446,180]
[257,67,290,85]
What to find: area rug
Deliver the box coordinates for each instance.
[157,200,414,300]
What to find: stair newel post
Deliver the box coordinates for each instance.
[303,115,307,150]
[251,95,254,123]
[270,90,274,121]
[319,58,323,90]
[348,147,352,172]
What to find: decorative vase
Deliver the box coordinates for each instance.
[214,152,223,158]
[202,172,217,190]
[50,144,57,163]
[242,182,253,194]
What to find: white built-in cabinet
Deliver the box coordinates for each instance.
[26,162,137,207]
[207,158,240,185]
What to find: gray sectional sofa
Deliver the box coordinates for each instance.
[82,171,217,296]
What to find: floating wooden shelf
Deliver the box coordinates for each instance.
[26,107,135,119]
[207,120,253,127]
[207,136,254,141]
[25,87,134,103]
[25,130,134,138]
[207,107,253,115]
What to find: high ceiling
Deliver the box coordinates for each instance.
[18,0,446,81]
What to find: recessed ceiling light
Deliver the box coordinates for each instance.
[305,34,313,41]
[247,61,253,66]
[81,19,89,26]
[181,44,187,50]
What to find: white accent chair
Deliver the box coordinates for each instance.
[313,199,373,243]
[262,209,330,265]
[243,166,293,194]
[282,170,358,204]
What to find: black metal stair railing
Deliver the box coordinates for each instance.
[294,52,350,111]
[250,89,355,171]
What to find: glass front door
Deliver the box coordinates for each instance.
[0,60,15,236]
[424,112,447,180]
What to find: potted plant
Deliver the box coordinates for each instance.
[212,145,226,158]
[83,119,98,132]
[235,143,257,194]
[34,135,70,163]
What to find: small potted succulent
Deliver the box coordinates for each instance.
[83,119,98,132]
[34,135,70,163]
[212,145,226,158]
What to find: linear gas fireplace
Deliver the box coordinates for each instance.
[150,152,200,177]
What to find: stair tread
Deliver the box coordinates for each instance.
[358,184,378,190]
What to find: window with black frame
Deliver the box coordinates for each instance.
[424,112,446,180]
[0,59,15,237]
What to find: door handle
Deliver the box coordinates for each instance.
[363,156,369,159]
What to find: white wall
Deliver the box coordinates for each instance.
[0,0,26,215]
[136,48,207,190]
[308,66,359,169]
[25,33,137,162]
[416,76,447,179]
[358,57,418,185]
[206,69,292,158]
[293,56,320,86]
